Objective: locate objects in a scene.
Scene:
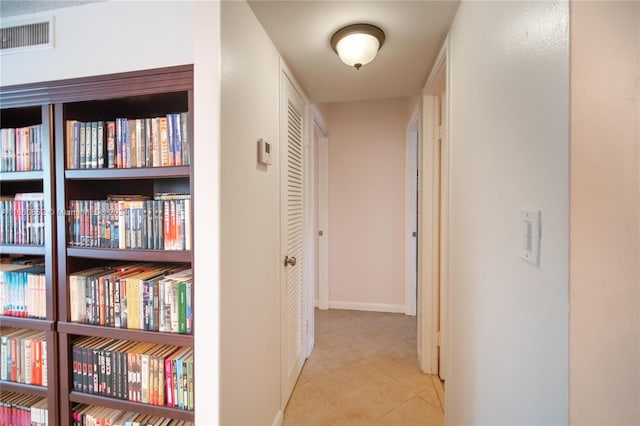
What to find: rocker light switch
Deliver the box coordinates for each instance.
[520,210,540,265]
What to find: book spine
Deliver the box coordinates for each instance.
[178,282,186,334]
[79,122,86,169]
[73,121,81,169]
[116,118,123,169]
[186,280,193,335]
[120,278,128,329]
[166,114,175,166]
[129,119,137,169]
[107,121,116,168]
[159,117,168,167]
[90,121,98,169]
[151,117,160,167]
[164,357,173,407]
[174,113,182,166]
[97,120,105,168]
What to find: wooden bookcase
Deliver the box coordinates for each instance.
[0,104,59,425]
[1,65,195,425]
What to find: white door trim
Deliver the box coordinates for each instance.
[419,38,449,379]
[317,133,329,311]
[405,112,419,316]
[304,109,315,357]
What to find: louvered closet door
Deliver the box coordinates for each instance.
[281,73,306,406]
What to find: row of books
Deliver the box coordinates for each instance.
[0,125,43,173]
[0,391,48,426]
[0,262,46,319]
[72,337,193,410]
[68,195,191,251]
[65,113,190,170]
[0,193,46,246]
[69,264,193,334]
[73,404,193,426]
[0,328,48,386]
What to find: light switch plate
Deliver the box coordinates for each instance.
[520,210,541,265]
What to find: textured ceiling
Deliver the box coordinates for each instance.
[0,1,103,18]
[2,0,459,104]
[249,0,460,103]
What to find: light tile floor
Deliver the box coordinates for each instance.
[283,309,444,426]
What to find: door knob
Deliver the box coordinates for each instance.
[284,256,297,267]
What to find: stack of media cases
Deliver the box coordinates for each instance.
[0,391,48,425]
[69,264,192,334]
[68,194,191,251]
[0,328,48,386]
[71,338,193,410]
[65,113,189,170]
[0,124,43,172]
[72,404,194,426]
[0,193,46,246]
[0,256,46,319]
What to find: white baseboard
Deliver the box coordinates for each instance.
[328,301,406,313]
[314,298,318,308]
[272,409,284,426]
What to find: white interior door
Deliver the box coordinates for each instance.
[281,72,306,406]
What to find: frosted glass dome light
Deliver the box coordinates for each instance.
[331,24,385,70]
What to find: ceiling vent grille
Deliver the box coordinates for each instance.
[1,18,53,53]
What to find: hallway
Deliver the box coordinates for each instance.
[283,309,444,425]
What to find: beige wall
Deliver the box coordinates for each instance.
[320,98,408,311]
[220,2,282,424]
[570,2,640,424]
[0,1,194,85]
[446,2,569,423]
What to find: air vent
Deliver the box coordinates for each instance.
[1,18,53,53]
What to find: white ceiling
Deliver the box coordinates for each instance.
[0,1,103,18]
[2,0,459,104]
[249,0,460,104]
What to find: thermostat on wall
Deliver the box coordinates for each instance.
[258,138,272,165]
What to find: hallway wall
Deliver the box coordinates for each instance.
[446,2,569,423]
[220,2,281,424]
[319,98,408,312]
[570,2,640,424]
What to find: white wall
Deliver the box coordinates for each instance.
[319,98,408,312]
[193,2,220,425]
[0,1,193,85]
[570,2,640,424]
[220,2,282,424]
[1,2,221,423]
[446,2,569,424]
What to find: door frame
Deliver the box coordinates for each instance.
[419,38,449,378]
[405,113,420,316]
[313,108,330,311]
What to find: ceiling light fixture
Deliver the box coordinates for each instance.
[330,23,385,70]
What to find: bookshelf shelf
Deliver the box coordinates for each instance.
[69,392,194,422]
[0,317,54,331]
[58,322,193,347]
[0,170,44,181]
[0,381,48,398]
[66,247,192,262]
[0,244,46,256]
[65,166,190,181]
